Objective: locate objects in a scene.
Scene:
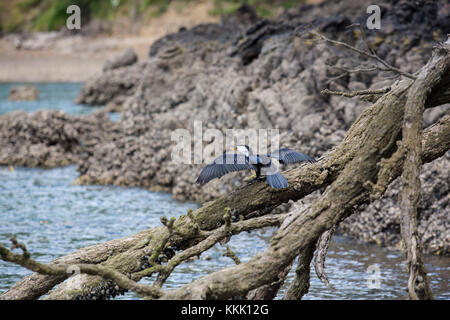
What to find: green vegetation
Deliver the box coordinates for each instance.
[0,0,305,33]
[15,0,44,10]
[23,0,124,31]
[141,0,175,17]
[209,0,304,17]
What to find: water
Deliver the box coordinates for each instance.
[0,82,121,122]
[0,165,198,291]
[0,83,448,299]
[0,83,92,115]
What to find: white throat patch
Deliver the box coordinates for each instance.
[236,145,250,157]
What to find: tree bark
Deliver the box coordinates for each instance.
[398,39,450,300]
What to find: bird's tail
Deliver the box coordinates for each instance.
[266,172,288,189]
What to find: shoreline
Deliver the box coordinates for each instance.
[0,36,149,83]
[0,1,219,83]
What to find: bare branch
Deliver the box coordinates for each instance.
[308,30,417,80]
[329,64,393,74]
[150,214,283,288]
[223,246,241,265]
[9,237,30,259]
[0,240,162,299]
[283,245,315,300]
[398,40,450,300]
[0,214,283,299]
[321,87,391,98]
[314,226,336,286]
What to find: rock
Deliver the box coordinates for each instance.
[0,109,114,167]
[76,6,256,106]
[75,62,144,106]
[339,153,450,256]
[7,85,39,101]
[103,48,138,71]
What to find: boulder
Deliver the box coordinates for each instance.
[8,85,39,101]
[103,48,138,71]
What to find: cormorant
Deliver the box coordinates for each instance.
[196,145,316,189]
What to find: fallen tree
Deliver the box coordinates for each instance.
[1,36,449,300]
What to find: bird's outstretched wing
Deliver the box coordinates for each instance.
[196,154,256,185]
[268,148,316,164]
[266,172,289,189]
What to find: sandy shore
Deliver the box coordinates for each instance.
[0,36,151,82]
[0,2,218,83]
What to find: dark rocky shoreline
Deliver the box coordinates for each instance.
[1,0,448,255]
[0,109,115,168]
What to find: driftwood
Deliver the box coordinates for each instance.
[1,38,449,300]
[397,41,450,300]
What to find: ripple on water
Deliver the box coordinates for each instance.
[0,166,198,289]
[0,82,120,122]
[0,83,91,115]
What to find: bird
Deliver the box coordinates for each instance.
[196,145,316,189]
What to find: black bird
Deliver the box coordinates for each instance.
[196,145,316,189]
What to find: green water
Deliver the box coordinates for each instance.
[0,83,448,300]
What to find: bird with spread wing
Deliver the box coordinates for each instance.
[196,145,316,189]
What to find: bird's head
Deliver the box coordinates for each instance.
[234,145,251,157]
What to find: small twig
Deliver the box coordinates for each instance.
[131,265,164,281]
[10,237,30,259]
[223,207,232,228]
[283,245,315,300]
[187,208,201,233]
[325,73,348,85]
[220,207,233,245]
[329,64,393,74]
[321,87,391,98]
[151,214,284,288]
[223,246,241,265]
[348,23,377,56]
[148,216,175,265]
[309,30,417,80]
